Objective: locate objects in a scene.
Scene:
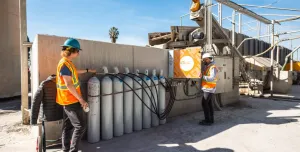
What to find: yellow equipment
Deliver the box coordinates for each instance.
[190,0,201,12]
[284,61,300,71]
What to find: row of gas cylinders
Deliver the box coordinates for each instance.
[87,67,166,143]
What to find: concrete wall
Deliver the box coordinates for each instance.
[31,34,169,97]
[32,34,240,118]
[0,0,21,98]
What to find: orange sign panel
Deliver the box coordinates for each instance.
[173,47,201,78]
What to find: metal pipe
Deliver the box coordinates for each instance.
[277,30,300,36]
[258,22,261,40]
[206,0,213,51]
[218,3,222,26]
[267,25,269,43]
[222,13,239,21]
[241,20,257,25]
[244,23,257,32]
[180,13,190,26]
[239,13,242,33]
[276,16,300,23]
[270,20,275,97]
[276,44,280,63]
[291,52,293,71]
[259,14,300,17]
[291,39,294,70]
[19,0,29,125]
[212,13,218,18]
[282,45,300,71]
[210,3,218,7]
[240,4,300,12]
[232,10,236,46]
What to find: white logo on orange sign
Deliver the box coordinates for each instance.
[180,56,194,71]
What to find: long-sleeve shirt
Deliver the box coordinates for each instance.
[202,62,217,93]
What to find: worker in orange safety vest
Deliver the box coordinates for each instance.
[56,38,95,152]
[199,52,218,126]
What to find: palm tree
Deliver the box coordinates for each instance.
[109,27,119,43]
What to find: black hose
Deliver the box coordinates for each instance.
[118,73,160,117]
[127,73,175,119]
[103,73,158,114]
[127,73,172,119]
[138,73,160,110]
[124,73,159,114]
[95,73,200,120]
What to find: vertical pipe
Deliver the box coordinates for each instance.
[258,22,261,40]
[291,40,293,71]
[19,0,29,125]
[239,13,242,33]
[218,3,223,26]
[270,20,275,97]
[207,0,212,48]
[180,17,182,26]
[232,10,236,47]
[267,25,271,43]
[290,53,293,71]
[276,44,280,63]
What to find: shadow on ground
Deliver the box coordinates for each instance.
[67,97,300,152]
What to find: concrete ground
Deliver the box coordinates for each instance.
[1,87,300,152]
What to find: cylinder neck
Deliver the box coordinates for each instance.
[124,67,130,74]
[114,67,119,74]
[103,66,109,74]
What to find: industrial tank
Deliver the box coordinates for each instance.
[0,0,21,98]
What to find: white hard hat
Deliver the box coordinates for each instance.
[202,53,213,59]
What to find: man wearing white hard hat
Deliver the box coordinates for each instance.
[199,53,218,125]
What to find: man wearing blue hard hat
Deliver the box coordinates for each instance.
[56,38,95,152]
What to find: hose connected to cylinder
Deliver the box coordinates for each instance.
[91,68,207,121]
[94,72,185,120]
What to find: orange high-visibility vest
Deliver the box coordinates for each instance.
[201,64,218,89]
[56,57,82,106]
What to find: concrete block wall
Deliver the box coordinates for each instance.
[0,0,21,98]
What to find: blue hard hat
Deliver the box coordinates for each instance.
[61,38,81,50]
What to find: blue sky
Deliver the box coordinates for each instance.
[27,0,300,59]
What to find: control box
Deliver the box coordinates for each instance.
[169,47,202,79]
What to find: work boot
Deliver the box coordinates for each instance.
[199,120,212,126]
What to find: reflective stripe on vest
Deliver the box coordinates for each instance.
[202,64,218,89]
[56,58,81,105]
